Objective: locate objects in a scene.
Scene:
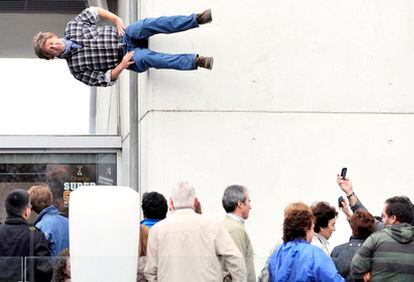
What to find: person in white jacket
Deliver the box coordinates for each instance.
[144,181,247,282]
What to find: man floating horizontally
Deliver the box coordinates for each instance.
[33,7,214,87]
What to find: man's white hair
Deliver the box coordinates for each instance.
[171,181,196,209]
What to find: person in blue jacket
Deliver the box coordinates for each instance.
[268,209,345,282]
[140,191,168,228]
[28,184,69,257]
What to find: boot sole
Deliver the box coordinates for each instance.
[201,9,212,24]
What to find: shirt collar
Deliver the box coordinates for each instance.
[58,38,82,59]
[227,213,244,224]
[173,208,196,215]
[314,232,330,246]
[140,218,161,228]
[5,215,28,225]
[34,205,59,225]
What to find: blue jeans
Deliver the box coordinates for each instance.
[123,14,199,72]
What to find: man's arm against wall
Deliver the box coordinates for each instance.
[93,6,125,35]
[92,7,133,84]
[110,51,135,81]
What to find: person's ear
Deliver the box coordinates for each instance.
[169,198,175,211]
[193,197,200,209]
[194,198,202,214]
[23,206,31,219]
[389,215,398,224]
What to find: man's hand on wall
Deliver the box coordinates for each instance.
[115,18,126,36]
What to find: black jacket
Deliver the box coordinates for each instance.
[0,216,53,282]
[331,236,364,282]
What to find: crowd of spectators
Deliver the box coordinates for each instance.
[0,175,413,282]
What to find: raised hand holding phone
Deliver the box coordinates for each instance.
[338,196,344,208]
[340,167,347,179]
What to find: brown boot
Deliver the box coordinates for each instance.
[196,56,214,70]
[196,9,212,25]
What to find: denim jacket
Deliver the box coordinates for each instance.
[35,205,69,256]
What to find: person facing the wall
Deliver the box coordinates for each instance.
[140,191,168,228]
[54,248,71,282]
[28,184,69,257]
[222,184,256,282]
[0,189,53,281]
[268,209,344,281]
[144,181,246,282]
[351,196,414,281]
[331,210,375,281]
[258,202,312,282]
[311,201,338,255]
[138,191,168,282]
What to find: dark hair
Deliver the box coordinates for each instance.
[5,189,30,216]
[311,201,338,233]
[385,196,414,224]
[222,185,247,213]
[350,210,375,240]
[141,192,168,220]
[54,248,70,282]
[283,210,315,242]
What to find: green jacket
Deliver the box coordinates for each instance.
[350,223,414,281]
[223,215,256,282]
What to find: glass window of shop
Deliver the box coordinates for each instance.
[0,153,117,222]
[0,59,118,135]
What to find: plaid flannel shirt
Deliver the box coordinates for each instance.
[64,7,120,87]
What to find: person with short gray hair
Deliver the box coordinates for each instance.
[170,181,196,209]
[145,182,246,282]
[222,185,248,213]
[222,185,256,282]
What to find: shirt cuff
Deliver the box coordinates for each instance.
[105,70,116,86]
[350,200,365,213]
[88,6,100,21]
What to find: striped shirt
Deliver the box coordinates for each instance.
[350,223,414,281]
[63,7,120,87]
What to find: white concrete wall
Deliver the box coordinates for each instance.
[95,86,119,135]
[125,0,414,271]
[95,2,134,185]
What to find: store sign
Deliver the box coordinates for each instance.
[0,153,117,221]
[47,163,116,208]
